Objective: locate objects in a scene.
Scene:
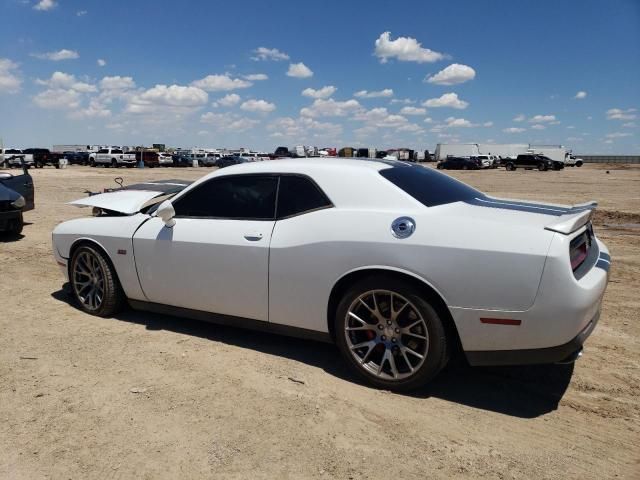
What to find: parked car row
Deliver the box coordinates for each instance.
[436,154,565,171]
[0,159,34,235]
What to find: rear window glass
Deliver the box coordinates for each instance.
[379,164,481,207]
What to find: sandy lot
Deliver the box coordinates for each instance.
[1,163,638,479]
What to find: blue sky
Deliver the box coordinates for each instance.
[0,0,638,153]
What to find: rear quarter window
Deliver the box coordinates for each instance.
[379,164,481,207]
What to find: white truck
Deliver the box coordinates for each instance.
[529,145,584,167]
[89,147,137,168]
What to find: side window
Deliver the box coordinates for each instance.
[276,175,332,219]
[173,175,277,220]
[112,149,123,154]
[98,149,108,154]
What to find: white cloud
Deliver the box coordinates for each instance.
[374,31,445,63]
[400,106,426,115]
[483,121,494,127]
[97,58,106,67]
[213,93,241,107]
[76,10,87,16]
[574,91,587,99]
[443,117,474,128]
[531,124,546,130]
[36,71,96,93]
[99,75,135,90]
[33,0,56,11]
[243,73,268,81]
[68,98,111,119]
[354,88,393,98]
[287,62,313,78]
[605,132,632,138]
[390,98,415,105]
[0,58,22,94]
[606,108,637,120]
[191,74,252,91]
[503,127,526,133]
[513,114,526,122]
[423,92,468,109]
[240,99,276,113]
[300,98,361,117]
[354,108,408,128]
[622,122,636,128]
[529,114,556,123]
[268,116,343,139]
[126,84,208,114]
[396,124,424,134]
[31,49,79,61]
[251,47,289,61]
[423,117,434,123]
[302,85,337,99]
[33,89,82,109]
[426,63,476,85]
[200,112,260,132]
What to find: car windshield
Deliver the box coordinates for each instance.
[379,163,481,207]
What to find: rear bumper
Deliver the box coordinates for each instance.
[465,309,600,366]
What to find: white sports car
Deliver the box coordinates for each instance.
[52,159,610,391]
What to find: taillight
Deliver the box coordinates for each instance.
[569,225,593,271]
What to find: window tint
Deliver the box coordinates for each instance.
[111,149,123,154]
[379,164,481,207]
[173,175,277,219]
[276,175,332,219]
[98,149,108,153]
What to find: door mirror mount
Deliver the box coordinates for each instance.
[156,200,176,227]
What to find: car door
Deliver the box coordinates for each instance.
[0,168,34,211]
[132,174,278,321]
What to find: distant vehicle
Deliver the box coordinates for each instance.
[0,159,34,235]
[23,148,64,168]
[158,153,174,167]
[216,156,249,168]
[53,144,95,154]
[89,148,137,168]
[435,143,480,162]
[172,154,192,168]
[272,146,291,159]
[290,145,306,158]
[436,157,480,170]
[474,155,494,169]
[135,151,159,168]
[503,154,564,171]
[319,147,337,157]
[1,149,34,168]
[63,151,90,166]
[478,144,529,160]
[338,147,355,157]
[529,145,583,168]
[201,153,221,167]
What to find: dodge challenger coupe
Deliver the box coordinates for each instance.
[52,159,610,391]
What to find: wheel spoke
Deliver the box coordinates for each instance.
[387,351,399,379]
[402,331,427,340]
[350,340,376,351]
[402,345,424,360]
[347,311,370,326]
[401,348,414,373]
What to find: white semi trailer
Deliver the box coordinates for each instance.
[434,143,480,161]
[478,144,528,159]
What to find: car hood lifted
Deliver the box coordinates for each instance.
[69,179,192,215]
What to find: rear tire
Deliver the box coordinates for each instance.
[89,159,95,167]
[537,162,547,171]
[334,275,449,392]
[69,245,125,317]
[111,159,118,168]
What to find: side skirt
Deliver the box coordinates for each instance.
[128,299,333,344]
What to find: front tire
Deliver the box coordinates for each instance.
[334,276,449,391]
[505,162,515,171]
[69,245,125,317]
[111,159,118,168]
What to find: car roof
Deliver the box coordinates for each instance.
[207,157,402,177]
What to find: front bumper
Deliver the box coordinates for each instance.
[0,209,21,231]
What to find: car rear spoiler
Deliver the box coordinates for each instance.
[545,201,597,234]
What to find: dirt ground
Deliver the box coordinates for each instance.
[1,163,638,479]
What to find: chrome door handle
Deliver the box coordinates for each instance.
[244,233,263,241]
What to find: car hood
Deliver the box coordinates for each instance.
[69,190,164,214]
[0,182,21,202]
[69,179,192,215]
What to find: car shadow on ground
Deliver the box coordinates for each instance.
[52,287,574,419]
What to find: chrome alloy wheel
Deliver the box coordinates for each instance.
[72,251,105,311]
[344,290,429,380]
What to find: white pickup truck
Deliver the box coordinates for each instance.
[89,148,137,168]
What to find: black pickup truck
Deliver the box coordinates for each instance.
[23,148,64,168]
[0,160,34,235]
[503,154,564,171]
